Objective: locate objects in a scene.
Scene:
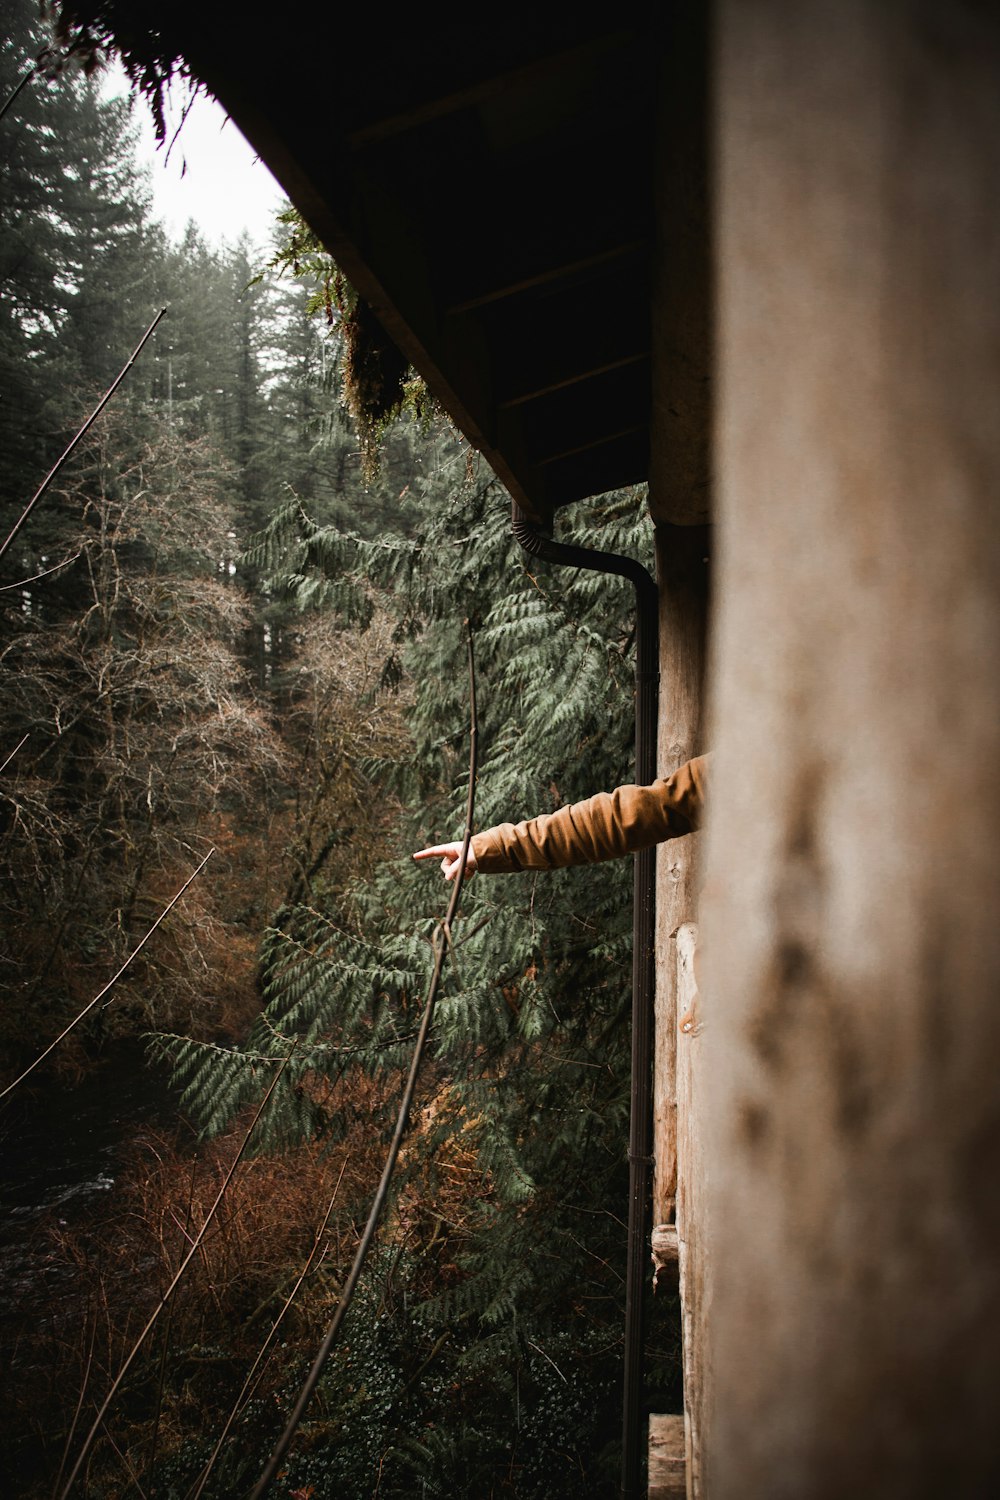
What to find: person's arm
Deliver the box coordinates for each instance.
[411,840,479,881]
[413,755,709,880]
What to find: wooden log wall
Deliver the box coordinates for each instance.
[652,525,709,1231]
[648,7,714,1490]
[649,528,708,1500]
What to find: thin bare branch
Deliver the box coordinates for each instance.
[0,848,214,1102]
[399,1329,451,1398]
[0,64,34,122]
[59,1045,296,1500]
[1,733,29,776]
[0,310,166,563]
[163,83,200,168]
[52,1317,97,1500]
[250,619,479,1500]
[99,1421,149,1500]
[0,551,82,592]
[526,1338,569,1384]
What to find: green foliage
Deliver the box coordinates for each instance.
[2,10,666,1486]
[268,205,445,481]
[160,1252,621,1500]
[1,0,155,535]
[48,2,194,145]
[154,456,655,1492]
[1,0,420,1056]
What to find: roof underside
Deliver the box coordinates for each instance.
[164,10,660,525]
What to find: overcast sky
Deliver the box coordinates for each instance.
[106,64,285,249]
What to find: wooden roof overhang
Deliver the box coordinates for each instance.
[137,8,662,527]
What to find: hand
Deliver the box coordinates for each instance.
[412,840,478,882]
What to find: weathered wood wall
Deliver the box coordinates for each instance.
[652,526,709,1232]
[649,526,708,1497]
[704,1,1000,1495]
[648,1414,687,1500]
[649,7,713,1490]
[674,923,708,1499]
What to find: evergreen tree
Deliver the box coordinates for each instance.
[1,0,157,573]
[1,0,90,520]
[0,0,295,1053]
[154,461,657,1496]
[53,83,152,391]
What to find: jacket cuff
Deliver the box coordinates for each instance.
[471,828,512,874]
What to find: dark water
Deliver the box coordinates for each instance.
[0,1041,178,1305]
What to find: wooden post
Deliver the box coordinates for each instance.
[649,1414,687,1500]
[648,528,708,1499]
[647,5,714,1485]
[706,2,1000,1494]
[652,524,709,1228]
[675,922,708,1499]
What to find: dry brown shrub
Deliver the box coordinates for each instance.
[4,1064,491,1498]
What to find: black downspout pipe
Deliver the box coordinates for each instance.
[511,502,659,1500]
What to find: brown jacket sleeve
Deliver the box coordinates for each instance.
[471,755,709,874]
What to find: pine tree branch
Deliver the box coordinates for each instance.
[0,309,166,564]
[0,848,214,1102]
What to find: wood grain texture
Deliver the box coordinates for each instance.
[648,1413,687,1500]
[675,923,708,1500]
[652,524,709,1227]
[705,2,1000,1494]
